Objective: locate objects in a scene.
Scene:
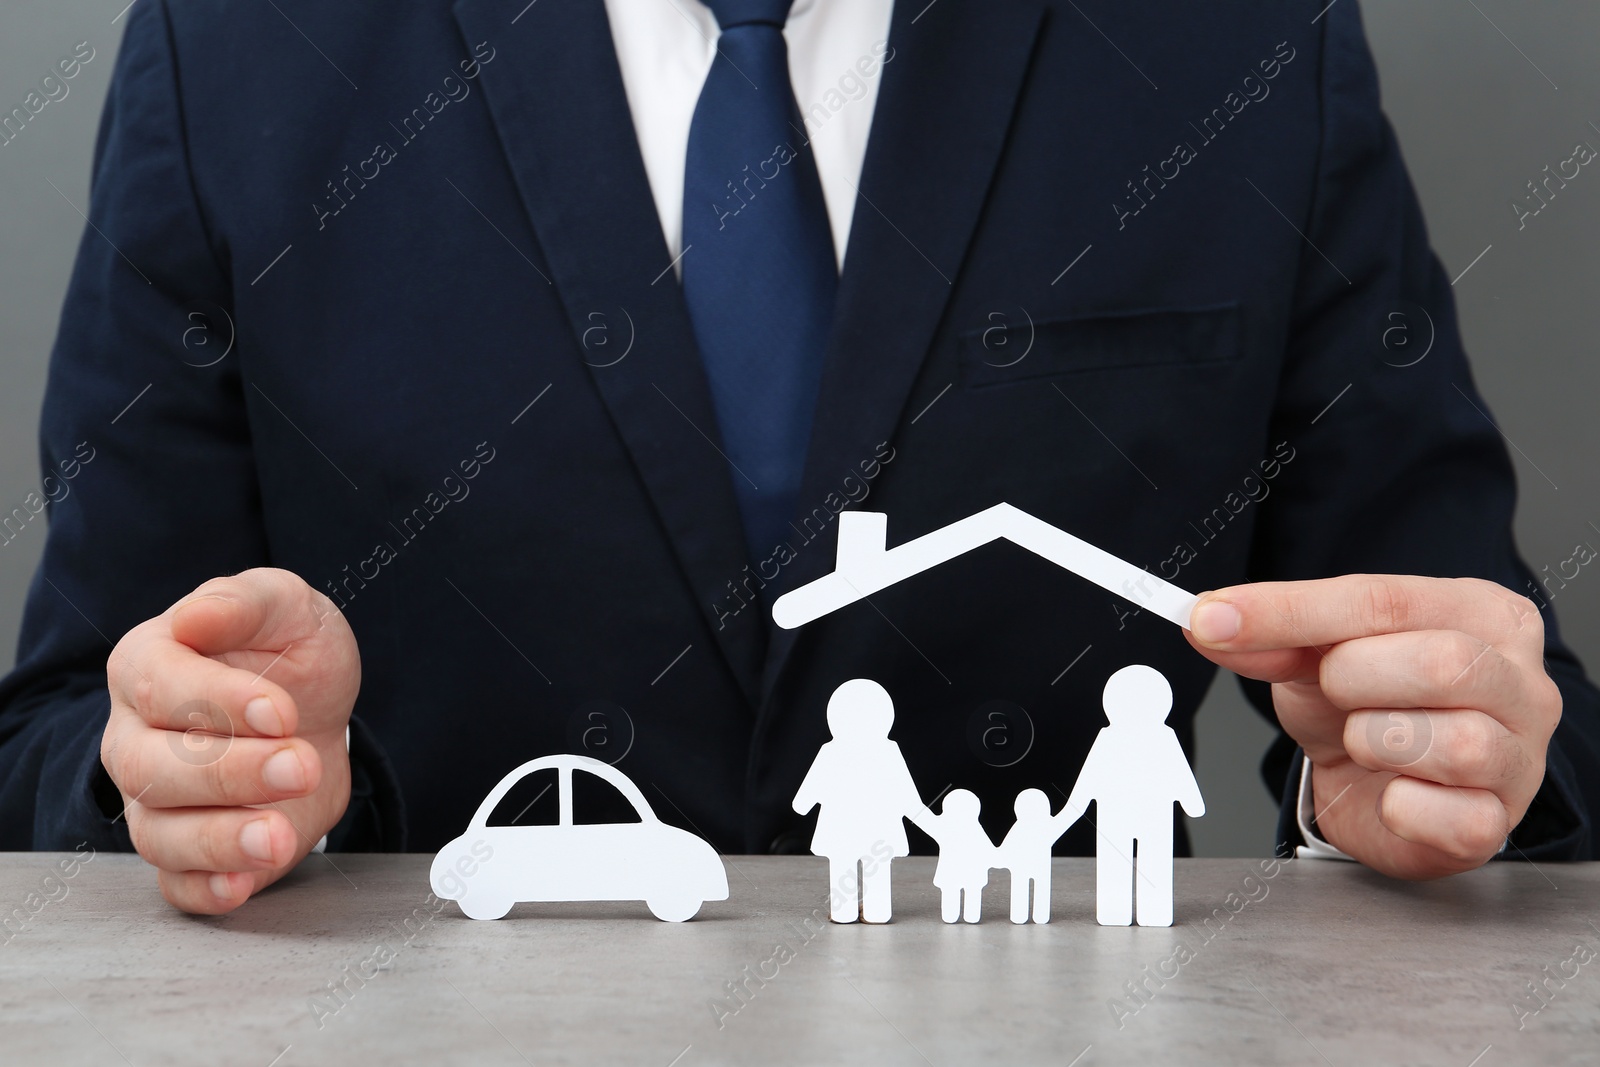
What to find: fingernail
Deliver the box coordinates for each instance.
[243,697,283,737]
[240,819,274,863]
[262,748,307,793]
[1192,600,1242,644]
[209,872,237,900]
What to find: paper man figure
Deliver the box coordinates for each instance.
[923,789,997,923]
[1057,664,1205,927]
[792,679,930,923]
[998,788,1080,924]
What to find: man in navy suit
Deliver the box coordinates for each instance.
[0,0,1594,914]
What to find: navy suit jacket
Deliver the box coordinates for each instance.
[3,0,1596,861]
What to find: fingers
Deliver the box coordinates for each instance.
[1231,576,1562,879]
[126,804,299,874]
[1318,629,1541,729]
[103,717,321,808]
[1343,708,1533,798]
[1378,777,1509,870]
[1309,769,1507,879]
[102,569,357,916]
[117,731,351,915]
[1265,679,1350,763]
[113,632,298,738]
[157,868,282,916]
[1182,632,1322,685]
[1190,575,1543,655]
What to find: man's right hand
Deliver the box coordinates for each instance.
[102,568,360,914]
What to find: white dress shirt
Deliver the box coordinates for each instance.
[602,0,896,270]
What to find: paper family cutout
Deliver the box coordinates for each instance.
[431,753,728,922]
[794,669,1204,927]
[429,505,1204,926]
[781,506,1206,926]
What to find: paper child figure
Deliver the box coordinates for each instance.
[922,789,996,923]
[1057,664,1205,927]
[792,679,930,923]
[997,788,1080,924]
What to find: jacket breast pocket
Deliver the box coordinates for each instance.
[958,303,1242,389]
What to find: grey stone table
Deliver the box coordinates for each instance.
[1,853,1596,1066]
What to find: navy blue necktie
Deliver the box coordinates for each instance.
[682,0,838,566]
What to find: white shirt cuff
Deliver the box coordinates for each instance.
[1294,754,1509,861]
[311,725,353,855]
[1295,756,1355,861]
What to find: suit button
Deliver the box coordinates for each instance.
[769,830,807,855]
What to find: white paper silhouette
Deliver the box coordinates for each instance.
[997,788,1080,924]
[923,789,997,923]
[1057,665,1206,927]
[792,679,932,923]
[773,504,1198,631]
[771,507,1210,928]
[431,753,729,922]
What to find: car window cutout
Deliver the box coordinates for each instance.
[486,768,561,826]
[572,768,644,824]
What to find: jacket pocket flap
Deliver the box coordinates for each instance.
[960,302,1242,388]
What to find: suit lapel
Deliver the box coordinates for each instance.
[452,0,765,702]
[762,0,1048,699]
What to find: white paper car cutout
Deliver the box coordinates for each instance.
[431,753,729,922]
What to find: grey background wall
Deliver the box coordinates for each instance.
[0,1,1594,855]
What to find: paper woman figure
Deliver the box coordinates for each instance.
[792,679,929,923]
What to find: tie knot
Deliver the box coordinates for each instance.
[704,0,794,31]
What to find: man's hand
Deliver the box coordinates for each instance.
[1185,574,1561,879]
[102,568,360,913]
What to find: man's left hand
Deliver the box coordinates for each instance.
[1186,574,1561,879]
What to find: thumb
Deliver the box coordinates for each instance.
[169,568,323,656]
[1185,593,1321,684]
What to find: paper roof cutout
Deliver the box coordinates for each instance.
[772,503,1197,630]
